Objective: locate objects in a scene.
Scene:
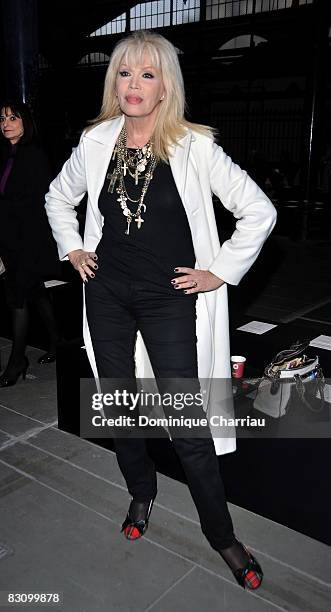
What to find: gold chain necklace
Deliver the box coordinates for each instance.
[106,126,157,235]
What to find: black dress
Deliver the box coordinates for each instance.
[0,141,60,307]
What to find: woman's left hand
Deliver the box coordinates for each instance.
[171,267,225,294]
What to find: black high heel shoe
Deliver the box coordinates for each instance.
[231,541,263,590]
[121,497,156,541]
[37,351,56,364]
[220,538,263,590]
[37,337,64,364]
[0,356,30,388]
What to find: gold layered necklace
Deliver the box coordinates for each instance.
[107,125,157,235]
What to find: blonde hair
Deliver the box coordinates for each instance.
[87,30,214,161]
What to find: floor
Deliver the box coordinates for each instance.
[0,235,331,611]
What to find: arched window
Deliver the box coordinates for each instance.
[78,52,110,66]
[212,35,268,63]
[220,34,267,50]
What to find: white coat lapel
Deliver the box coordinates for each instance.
[169,130,206,264]
[169,132,192,202]
[84,116,125,221]
[169,131,203,216]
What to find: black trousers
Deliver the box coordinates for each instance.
[85,273,235,551]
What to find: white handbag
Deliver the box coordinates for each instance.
[253,340,325,419]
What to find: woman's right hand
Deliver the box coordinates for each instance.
[68,249,98,282]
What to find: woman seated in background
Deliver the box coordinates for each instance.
[0,101,60,387]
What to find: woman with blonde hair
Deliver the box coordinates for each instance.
[45,30,276,590]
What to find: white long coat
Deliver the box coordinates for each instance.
[45,115,277,455]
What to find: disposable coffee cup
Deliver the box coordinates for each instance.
[231,356,246,379]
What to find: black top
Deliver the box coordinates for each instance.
[97,151,196,293]
[0,141,60,306]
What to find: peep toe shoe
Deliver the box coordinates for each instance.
[121,497,156,541]
[232,543,263,590]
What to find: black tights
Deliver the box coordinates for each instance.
[5,302,29,372]
[2,285,58,375]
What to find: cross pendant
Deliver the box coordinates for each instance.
[107,170,117,193]
[135,216,144,229]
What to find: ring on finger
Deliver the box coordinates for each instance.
[81,262,87,267]
[192,281,198,288]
